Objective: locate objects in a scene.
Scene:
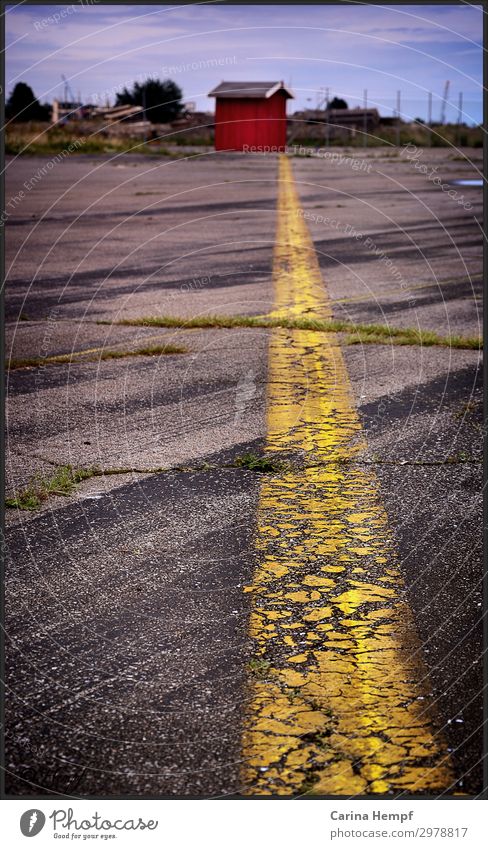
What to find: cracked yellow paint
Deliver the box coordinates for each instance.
[241,155,454,797]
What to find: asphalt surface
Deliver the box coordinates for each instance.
[6,469,258,796]
[4,148,483,796]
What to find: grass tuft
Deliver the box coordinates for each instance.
[454,399,480,419]
[5,465,98,510]
[96,343,187,360]
[248,658,272,678]
[234,453,288,473]
[106,314,482,351]
[7,343,187,370]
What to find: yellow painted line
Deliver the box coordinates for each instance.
[241,156,454,796]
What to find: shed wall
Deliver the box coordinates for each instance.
[214,92,287,151]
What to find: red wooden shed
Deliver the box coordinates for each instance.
[208,81,294,152]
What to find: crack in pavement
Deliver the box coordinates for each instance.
[7,455,480,513]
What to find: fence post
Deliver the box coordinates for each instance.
[396,90,401,146]
[363,89,367,148]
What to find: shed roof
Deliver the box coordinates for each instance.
[208,81,294,99]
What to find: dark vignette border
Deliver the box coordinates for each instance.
[0,0,486,803]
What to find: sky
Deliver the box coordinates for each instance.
[5,3,484,124]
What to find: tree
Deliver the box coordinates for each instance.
[328,96,348,110]
[115,78,183,123]
[6,82,50,122]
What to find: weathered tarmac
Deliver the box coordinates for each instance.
[4,148,483,796]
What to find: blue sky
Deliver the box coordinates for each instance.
[5,3,484,124]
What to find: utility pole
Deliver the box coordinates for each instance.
[363,89,368,148]
[142,86,147,146]
[456,91,463,145]
[440,80,450,124]
[396,89,401,146]
[325,86,330,148]
[427,91,432,147]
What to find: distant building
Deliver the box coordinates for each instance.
[171,111,213,128]
[208,81,294,151]
[52,99,83,123]
[293,106,380,140]
[92,104,145,123]
[329,107,380,132]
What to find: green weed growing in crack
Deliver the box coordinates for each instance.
[7,343,187,370]
[287,687,302,704]
[107,314,482,351]
[454,399,480,419]
[446,451,471,463]
[5,465,99,510]
[234,453,289,473]
[248,658,272,678]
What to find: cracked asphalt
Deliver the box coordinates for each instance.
[4,148,483,796]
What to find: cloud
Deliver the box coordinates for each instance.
[5,3,483,123]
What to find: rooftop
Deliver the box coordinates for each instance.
[208,81,294,99]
